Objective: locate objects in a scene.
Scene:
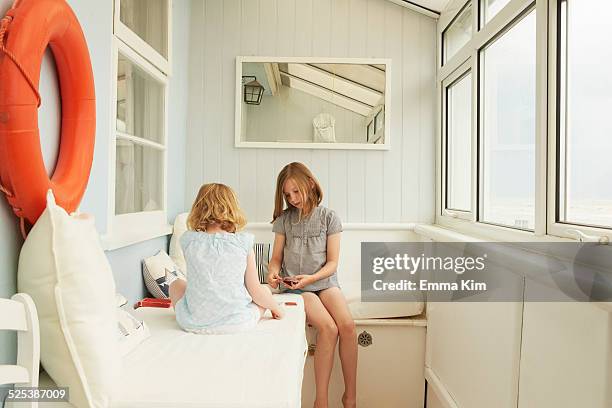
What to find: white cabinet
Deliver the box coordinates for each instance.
[425,302,522,408]
[518,280,612,408]
[425,280,612,408]
[301,318,426,408]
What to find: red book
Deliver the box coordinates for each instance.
[133,298,172,309]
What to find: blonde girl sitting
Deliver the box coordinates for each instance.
[267,162,357,408]
[169,183,283,334]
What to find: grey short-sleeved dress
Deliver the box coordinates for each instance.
[272,206,342,292]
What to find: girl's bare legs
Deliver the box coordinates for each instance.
[319,287,357,408]
[168,279,187,307]
[302,292,338,408]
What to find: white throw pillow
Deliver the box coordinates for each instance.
[142,250,185,299]
[169,212,189,275]
[18,192,120,408]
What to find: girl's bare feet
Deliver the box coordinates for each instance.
[342,394,356,408]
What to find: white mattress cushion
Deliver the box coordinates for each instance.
[342,281,424,319]
[18,192,120,408]
[112,294,307,408]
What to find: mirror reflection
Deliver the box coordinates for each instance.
[237,59,388,148]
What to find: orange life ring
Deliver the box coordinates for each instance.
[0,0,95,230]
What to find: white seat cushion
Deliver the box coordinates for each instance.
[114,294,306,408]
[342,281,424,319]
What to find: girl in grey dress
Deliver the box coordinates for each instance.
[267,162,357,408]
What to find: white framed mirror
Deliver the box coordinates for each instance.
[235,56,391,150]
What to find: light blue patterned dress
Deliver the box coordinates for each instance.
[174,230,260,334]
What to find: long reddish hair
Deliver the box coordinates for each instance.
[272,162,323,222]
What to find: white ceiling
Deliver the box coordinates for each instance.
[391,0,451,14]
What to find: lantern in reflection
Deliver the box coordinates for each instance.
[242,76,264,105]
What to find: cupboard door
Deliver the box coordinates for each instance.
[518,279,612,408]
[426,301,523,408]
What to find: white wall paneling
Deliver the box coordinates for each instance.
[383,0,403,222]
[364,0,385,222]
[221,0,242,193]
[187,0,437,223]
[255,0,279,221]
[237,0,260,219]
[203,0,223,183]
[185,0,205,207]
[419,12,436,224]
[402,8,422,222]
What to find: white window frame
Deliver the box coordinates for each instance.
[477,4,543,233]
[441,1,474,67]
[104,37,170,250]
[546,0,612,244]
[113,0,172,75]
[441,59,476,221]
[436,0,552,242]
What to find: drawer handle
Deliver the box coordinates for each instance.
[358,331,373,347]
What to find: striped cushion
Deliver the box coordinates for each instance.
[254,243,271,284]
[142,251,185,299]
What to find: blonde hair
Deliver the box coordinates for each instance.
[187,183,247,232]
[272,162,323,222]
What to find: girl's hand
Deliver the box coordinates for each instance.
[267,272,282,288]
[271,306,284,319]
[290,275,316,290]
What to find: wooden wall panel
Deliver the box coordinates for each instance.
[189,0,437,223]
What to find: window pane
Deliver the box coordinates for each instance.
[443,3,472,64]
[117,53,165,144]
[558,0,612,228]
[120,0,168,58]
[115,141,163,215]
[481,11,536,230]
[446,73,472,211]
[481,0,512,25]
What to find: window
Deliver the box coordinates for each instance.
[438,0,543,239]
[445,70,472,213]
[480,0,513,25]
[115,0,170,73]
[375,110,384,133]
[443,2,473,65]
[480,10,536,230]
[438,0,612,241]
[115,50,166,216]
[557,0,612,230]
[108,0,172,247]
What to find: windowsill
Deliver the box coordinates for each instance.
[101,224,173,251]
[414,224,487,242]
[432,217,580,243]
